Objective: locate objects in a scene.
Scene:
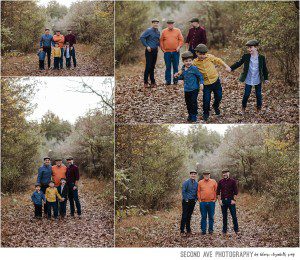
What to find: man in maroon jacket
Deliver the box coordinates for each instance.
[66,156,81,217]
[217,169,239,234]
[64,29,77,67]
[185,17,207,58]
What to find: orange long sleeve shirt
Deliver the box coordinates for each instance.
[197,178,218,202]
[52,165,67,187]
[160,28,184,52]
[53,35,65,48]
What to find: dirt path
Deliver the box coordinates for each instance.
[115,194,299,247]
[1,44,113,76]
[1,177,114,247]
[116,52,298,124]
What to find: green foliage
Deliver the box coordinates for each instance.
[1,78,41,192]
[40,111,72,142]
[116,125,188,211]
[46,0,68,19]
[1,1,45,53]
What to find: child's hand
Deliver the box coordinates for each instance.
[265,80,270,84]
[61,198,65,201]
[174,73,179,78]
[225,66,231,72]
[200,84,204,88]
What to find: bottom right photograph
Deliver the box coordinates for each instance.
[115,124,299,247]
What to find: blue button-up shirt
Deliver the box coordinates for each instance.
[40,34,54,48]
[245,55,260,85]
[31,190,46,205]
[37,164,52,185]
[178,65,204,92]
[182,178,198,201]
[140,27,160,49]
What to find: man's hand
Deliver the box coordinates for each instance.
[231,200,236,205]
[73,186,77,190]
[40,48,43,51]
[147,46,152,52]
[225,66,232,72]
[219,200,223,206]
[61,198,65,201]
[200,84,204,88]
[265,80,270,84]
[176,46,181,52]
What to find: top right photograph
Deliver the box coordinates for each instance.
[115,1,299,124]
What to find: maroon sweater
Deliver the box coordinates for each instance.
[186,26,207,49]
[66,164,80,184]
[217,178,238,199]
[65,34,76,47]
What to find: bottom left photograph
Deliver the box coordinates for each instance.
[1,77,114,247]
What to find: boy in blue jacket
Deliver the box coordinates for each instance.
[37,49,46,70]
[31,183,46,219]
[175,51,204,122]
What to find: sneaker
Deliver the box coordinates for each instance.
[209,230,213,234]
[201,232,206,235]
[165,82,171,86]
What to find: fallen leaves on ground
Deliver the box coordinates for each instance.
[1,177,114,247]
[1,44,113,77]
[116,52,298,124]
[115,194,299,247]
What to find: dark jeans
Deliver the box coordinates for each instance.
[47,201,58,219]
[200,202,215,233]
[66,58,71,68]
[164,51,179,84]
[71,47,77,67]
[43,46,51,68]
[68,183,81,216]
[40,184,48,215]
[39,60,45,70]
[144,48,158,84]
[203,78,222,119]
[54,57,60,69]
[60,48,64,69]
[184,89,199,120]
[59,200,67,217]
[34,204,42,218]
[221,199,239,233]
[243,83,262,108]
[180,199,196,233]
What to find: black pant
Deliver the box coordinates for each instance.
[59,200,67,217]
[54,57,60,69]
[185,89,199,117]
[66,58,71,68]
[180,199,196,233]
[40,184,48,215]
[221,199,239,233]
[43,46,52,68]
[47,201,58,219]
[68,183,81,216]
[203,78,222,119]
[39,60,45,70]
[144,48,158,84]
[34,204,42,218]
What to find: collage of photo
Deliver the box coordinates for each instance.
[1,0,299,258]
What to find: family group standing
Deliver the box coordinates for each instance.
[38,28,77,70]
[31,156,82,220]
[180,169,239,236]
[140,18,269,122]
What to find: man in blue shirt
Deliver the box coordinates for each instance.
[180,170,198,236]
[140,18,160,88]
[40,28,54,69]
[37,156,52,215]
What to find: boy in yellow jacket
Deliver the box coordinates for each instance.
[176,44,231,121]
[53,43,61,70]
[45,180,64,219]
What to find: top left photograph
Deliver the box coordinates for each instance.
[1,0,114,77]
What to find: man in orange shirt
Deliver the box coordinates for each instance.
[160,19,184,85]
[53,30,65,69]
[52,158,67,187]
[198,171,217,235]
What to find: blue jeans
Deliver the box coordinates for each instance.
[243,83,262,108]
[60,47,64,69]
[221,199,239,233]
[184,89,199,121]
[164,51,179,84]
[203,78,222,119]
[200,202,215,233]
[68,183,81,216]
[47,201,58,219]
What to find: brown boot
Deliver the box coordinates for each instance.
[150,83,157,88]
[242,107,246,115]
[144,83,149,88]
